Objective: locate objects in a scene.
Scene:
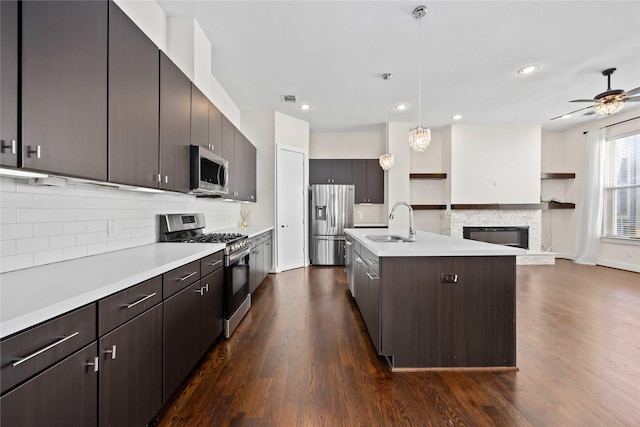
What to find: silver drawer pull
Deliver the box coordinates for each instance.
[12,331,80,367]
[207,260,222,267]
[86,356,99,373]
[366,258,379,265]
[125,293,157,309]
[177,271,198,282]
[104,345,117,360]
[366,272,380,280]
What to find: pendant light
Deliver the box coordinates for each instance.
[379,73,394,171]
[408,5,431,152]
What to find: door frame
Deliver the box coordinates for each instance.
[275,143,309,272]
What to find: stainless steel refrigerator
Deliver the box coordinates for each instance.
[310,184,354,265]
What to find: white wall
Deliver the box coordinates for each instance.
[450,124,541,204]
[275,112,310,151]
[0,177,241,273]
[114,0,167,52]
[387,122,412,229]
[309,131,385,158]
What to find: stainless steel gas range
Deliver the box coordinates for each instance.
[159,213,251,338]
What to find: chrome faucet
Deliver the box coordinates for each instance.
[389,202,416,240]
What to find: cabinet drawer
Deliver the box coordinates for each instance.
[200,250,224,277]
[163,260,200,298]
[1,304,96,394]
[361,246,380,276]
[98,275,162,336]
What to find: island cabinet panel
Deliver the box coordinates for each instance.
[159,52,191,193]
[99,304,163,427]
[380,256,516,368]
[108,1,159,188]
[0,343,98,427]
[21,0,108,180]
[0,0,18,167]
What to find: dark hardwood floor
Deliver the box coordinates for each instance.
[154,260,640,426]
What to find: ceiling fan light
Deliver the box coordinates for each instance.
[409,126,431,152]
[593,99,624,116]
[379,153,395,171]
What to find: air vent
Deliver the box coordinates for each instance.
[282,95,297,103]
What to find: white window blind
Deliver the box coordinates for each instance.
[603,132,640,239]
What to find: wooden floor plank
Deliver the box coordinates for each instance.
[154,260,640,426]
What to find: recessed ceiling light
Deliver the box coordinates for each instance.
[561,114,572,119]
[299,104,311,111]
[395,104,407,111]
[518,65,539,75]
[451,114,463,120]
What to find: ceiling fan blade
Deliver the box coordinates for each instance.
[623,86,640,96]
[570,99,597,103]
[550,105,594,121]
[624,96,640,102]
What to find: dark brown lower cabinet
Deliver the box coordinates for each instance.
[99,304,162,427]
[354,253,380,353]
[163,281,202,403]
[0,343,98,427]
[200,268,224,353]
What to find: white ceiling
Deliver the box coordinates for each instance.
[157,0,640,133]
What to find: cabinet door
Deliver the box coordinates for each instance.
[331,159,353,184]
[354,255,368,313]
[245,140,257,202]
[365,159,384,203]
[22,0,108,180]
[0,0,18,167]
[200,268,224,353]
[352,159,368,203]
[191,84,209,149]
[159,52,191,193]
[309,159,332,184]
[232,128,245,200]
[208,103,223,157]
[221,116,236,196]
[99,304,162,427]
[0,343,98,427]
[263,237,272,280]
[163,281,201,402]
[108,1,159,188]
[367,266,381,353]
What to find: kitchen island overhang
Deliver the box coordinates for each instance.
[345,228,524,371]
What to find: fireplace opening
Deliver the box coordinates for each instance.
[463,226,529,250]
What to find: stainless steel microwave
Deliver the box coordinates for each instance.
[190,145,229,195]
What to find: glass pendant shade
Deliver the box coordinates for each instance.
[379,153,394,171]
[409,126,431,152]
[593,99,624,116]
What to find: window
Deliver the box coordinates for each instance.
[603,132,639,239]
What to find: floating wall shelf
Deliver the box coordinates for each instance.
[411,204,447,210]
[541,173,575,179]
[409,173,447,179]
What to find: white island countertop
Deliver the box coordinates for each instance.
[345,228,526,257]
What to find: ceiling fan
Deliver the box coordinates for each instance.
[550,68,640,120]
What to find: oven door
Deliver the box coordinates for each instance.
[224,248,250,318]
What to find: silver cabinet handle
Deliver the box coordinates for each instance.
[366,258,379,265]
[104,345,117,360]
[86,356,99,373]
[125,292,157,309]
[366,272,380,280]
[27,145,41,159]
[203,283,209,292]
[164,175,169,184]
[345,240,353,246]
[178,271,198,282]
[207,260,222,267]
[12,332,80,367]
[1,139,16,154]
[157,173,161,183]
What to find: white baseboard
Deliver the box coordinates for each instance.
[596,259,640,273]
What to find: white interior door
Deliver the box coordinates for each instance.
[276,146,305,271]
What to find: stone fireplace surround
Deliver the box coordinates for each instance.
[440,209,555,265]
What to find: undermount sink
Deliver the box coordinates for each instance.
[366,235,414,243]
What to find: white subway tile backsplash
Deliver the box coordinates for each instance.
[33,194,64,208]
[1,253,34,271]
[16,180,52,194]
[34,249,64,266]
[63,221,88,234]
[0,177,18,192]
[76,209,99,221]
[76,232,99,246]
[17,208,51,223]
[63,196,89,209]
[1,240,16,256]
[2,193,34,208]
[49,234,76,249]
[87,220,107,232]
[33,222,64,237]
[63,245,88,260]
[87,242,108,255]
[16,237,49,254]
[1,223,34,240]
[0,208,17,224]
[50,209,76,222]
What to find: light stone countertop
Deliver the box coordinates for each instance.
[0,225,274,339]
[345,228,526,257]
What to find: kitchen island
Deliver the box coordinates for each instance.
[345,228,524,371]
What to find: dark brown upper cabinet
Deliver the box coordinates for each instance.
[221,116,236,196]
[108,1,159,188]
[21,0,108,180]
[159,52,191,193]
[0,1,18,168]
[208,103,223,157]
[233,128,245,200]
[245,140,257,202]
[190,84,209,150]
[309,159,353,185]
[352,159,384,204]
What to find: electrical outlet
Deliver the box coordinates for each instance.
[107,220,116,237]
[441,273,459,284]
